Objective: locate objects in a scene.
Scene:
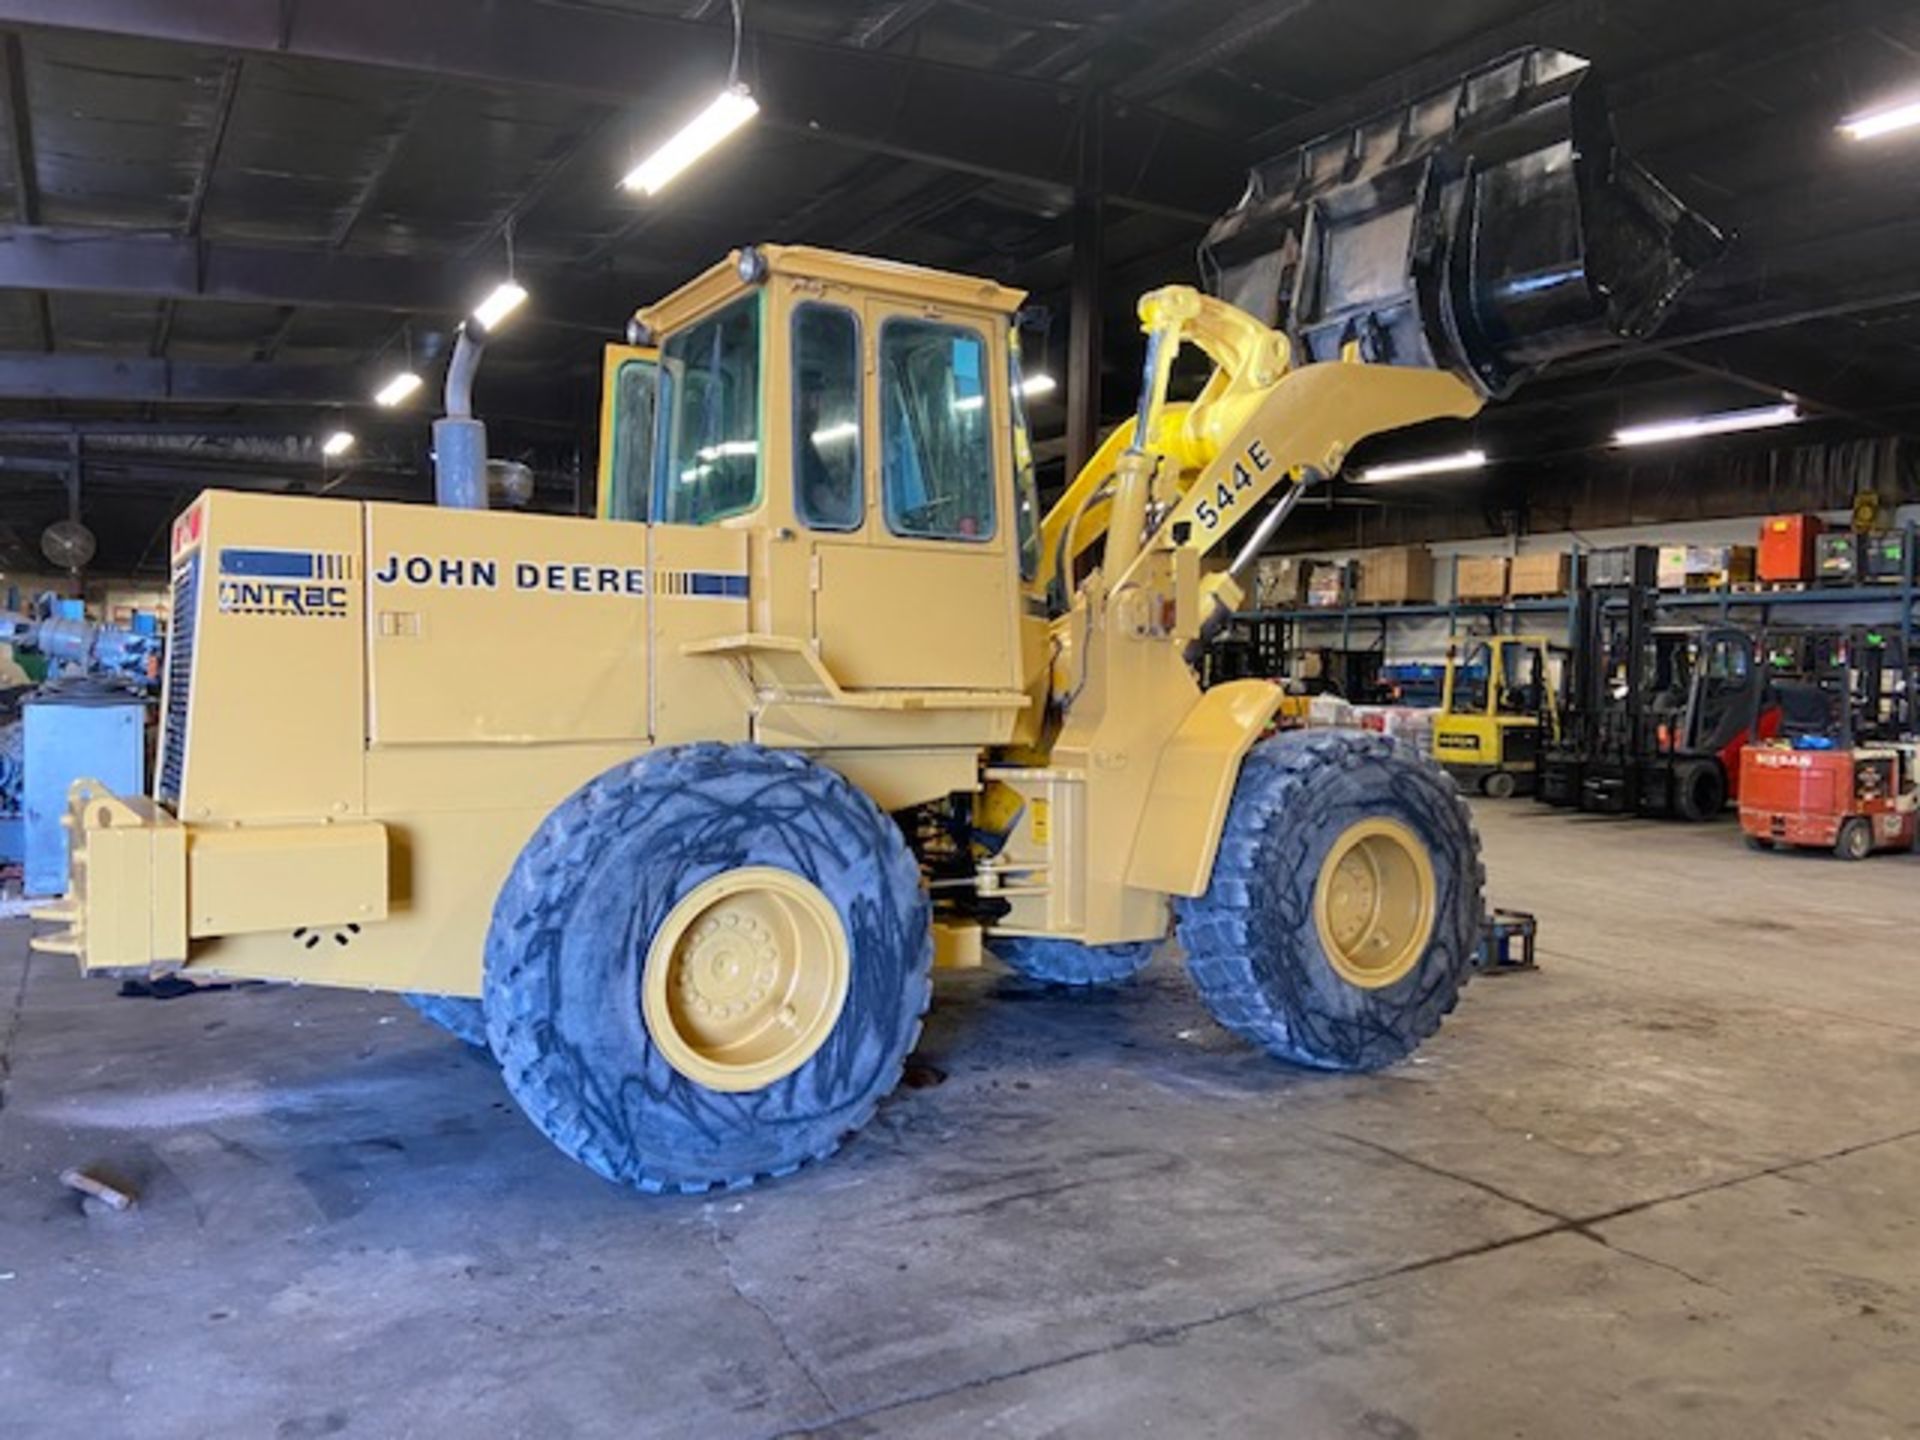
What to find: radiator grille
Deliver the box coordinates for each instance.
[156,550,199,809]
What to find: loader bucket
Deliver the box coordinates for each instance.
[1200,47,1726,397]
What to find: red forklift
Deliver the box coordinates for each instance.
[1540,546,1777,820]
[1739,626,1920,859]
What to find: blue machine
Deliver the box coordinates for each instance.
[0,596,162,894]
[24,686,146,895]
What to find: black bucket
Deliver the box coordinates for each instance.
[1200,48,1727,398]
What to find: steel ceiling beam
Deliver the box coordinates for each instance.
[1112,0,1318,104]
[0,224,662,328]
[0,30,48,351]
[0,0,1244,219]
[0,351,372,405]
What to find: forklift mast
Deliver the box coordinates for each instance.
[1752,625,1918,751]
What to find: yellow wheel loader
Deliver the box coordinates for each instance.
[34,49,1719,1193]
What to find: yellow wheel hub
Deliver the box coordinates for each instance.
[641,867,850,1093]
[1312,818,1438,990]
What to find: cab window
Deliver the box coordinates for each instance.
[605,358,657,522]
[793,304,862,530]
[1453,643,1491,713]
[1009,335,1042,579]
[656,295,760,526]
[880,318,995,542]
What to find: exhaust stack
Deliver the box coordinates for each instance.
[433,323,489,510]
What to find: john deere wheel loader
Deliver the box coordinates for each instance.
[35,50,1718,1193]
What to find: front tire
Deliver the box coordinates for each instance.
[990,936,1157,986]
[1674,759,1727,822]
[1835,818,1874,861]
[484,743,932,1194]
[1482,770,1518,800]
[1175,730,1483,1072]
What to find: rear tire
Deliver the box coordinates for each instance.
[1674,759,1727,822]
[484,743,932,1194]
[990,936,1157,986]
[1745,835,1775,852]
[1174,730,1483,1072]
[402,994,489,1049]
[1835,818,1874,861]
[1482,770,1518,800]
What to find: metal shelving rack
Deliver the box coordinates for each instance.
[1238,553,1586,658]
[1231,530,1920,669]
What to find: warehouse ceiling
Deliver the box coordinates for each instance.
[1,0,1919,575]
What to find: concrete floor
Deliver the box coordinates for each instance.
[3,800,1919,1439]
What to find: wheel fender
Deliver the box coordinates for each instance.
[1125,679,1284,897]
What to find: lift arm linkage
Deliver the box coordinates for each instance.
[1039,283,1483,627]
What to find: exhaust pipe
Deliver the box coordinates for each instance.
[433,322,489,510]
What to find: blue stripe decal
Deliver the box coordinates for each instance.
[687,572,749,598]
[220,547,315,579]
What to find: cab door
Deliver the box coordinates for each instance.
[805,296,1020,692]
[595,342,658,522]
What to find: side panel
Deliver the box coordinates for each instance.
[815,543,1016,689]
[177,491,366,822]
[650,522,755,744]
[1125,679,1283,897]
[366,504,651,745]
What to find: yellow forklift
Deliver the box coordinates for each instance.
[1433,634,1564,798]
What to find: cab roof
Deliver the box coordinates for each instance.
[636,244,1027,338]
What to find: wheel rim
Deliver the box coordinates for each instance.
[1313,818,1438,990]
[642,867,850,1093]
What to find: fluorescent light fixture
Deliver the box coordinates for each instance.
[953,394,986,413]
[322,430,356,458]
[695,439,759,461]
[1021,372,1058,399]
[374,370,423,407]
[1359,448,1488,483]
[1841,100,1920,141]
[473,280,529,330]
[622,85,760,195]
[810,420,858,446]
[1614,403,1799,448]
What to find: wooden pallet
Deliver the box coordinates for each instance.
[1730,580,1809,594]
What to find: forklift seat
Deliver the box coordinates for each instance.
[1774,679,1839,739]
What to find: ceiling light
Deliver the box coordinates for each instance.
[1021,372,1058,398]
[1841,100,1920,141]
[1614,404,1799,448]
[473,280,529,331]
[374,370,423,407]
[322,430,356,458]
[1358,448,1488,483]
[810,420,858,446]
[622,85,760,195]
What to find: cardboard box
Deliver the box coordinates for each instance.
[1306,563,1351,609]
[1357,546,1434,604]
[1657,545,1690,590]
[1454,556,1508,600]
[1508,552,1570,597]
[1670,544,1757,590]
[1252,556,1309,609]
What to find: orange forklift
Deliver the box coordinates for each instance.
[1739,627,1920,859]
